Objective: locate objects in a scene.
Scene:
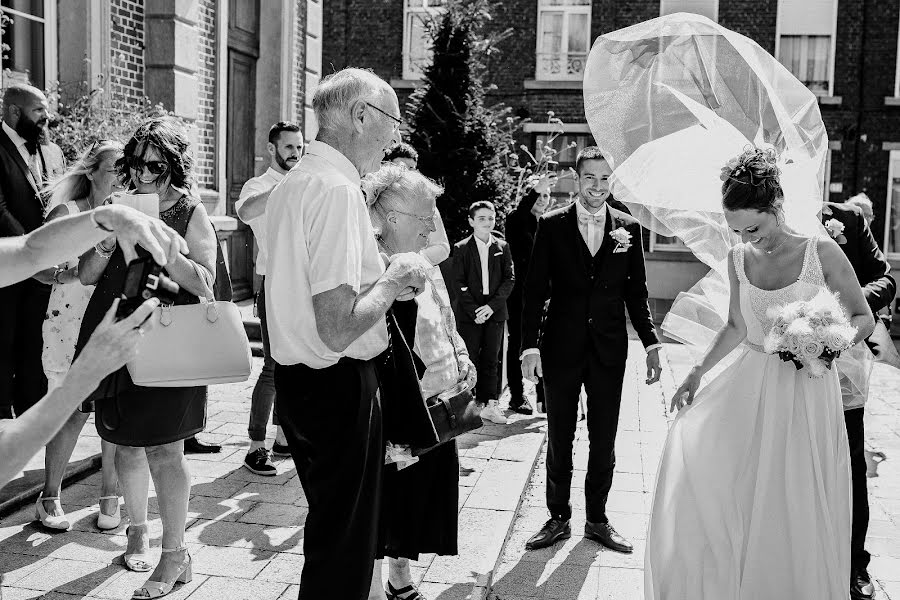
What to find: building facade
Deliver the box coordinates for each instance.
[1,0,323,299]
[324,0,900,321]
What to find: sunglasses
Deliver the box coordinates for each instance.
[127,156,170,176]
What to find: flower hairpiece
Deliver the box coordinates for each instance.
[719,146,781,185]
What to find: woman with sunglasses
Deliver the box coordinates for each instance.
[31,140,125,532]
[77,117,217,599]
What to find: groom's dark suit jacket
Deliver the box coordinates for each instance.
[521,200,659,368]
[821,201,895,321]
[0,125,46,236]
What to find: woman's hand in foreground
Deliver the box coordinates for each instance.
[69,297,160,384]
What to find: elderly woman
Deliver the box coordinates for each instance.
[363,164,476,600]
[77,117,217,600]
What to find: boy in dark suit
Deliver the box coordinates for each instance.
[453,201,515,424]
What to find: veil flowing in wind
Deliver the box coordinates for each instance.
[582,12,872,393]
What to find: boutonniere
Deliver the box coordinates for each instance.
[610,226,632,253]
[824,218,847,244]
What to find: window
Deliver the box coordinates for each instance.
[402,0,447,80]
[536,0,590,81]
[531,131,594,206]
[0,0,56,89]
[660,0,718,22]
[650,231,690,252]
[884,151,900,258]
[776,0,837,96]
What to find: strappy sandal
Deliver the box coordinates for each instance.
[132,547,192,599]
[386,581,428,600]
[124,523,152,572]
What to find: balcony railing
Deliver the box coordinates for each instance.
[536,52,588,81]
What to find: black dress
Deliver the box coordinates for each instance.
[74,196,208,447]
[379,300,459,561]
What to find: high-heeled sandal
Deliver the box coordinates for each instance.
[386,581,428,600]
[124,523,152,572]
[96,495,121,530]
[35,493,70,531]
[132,547,192,599]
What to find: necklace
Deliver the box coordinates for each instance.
[763,234,788,254]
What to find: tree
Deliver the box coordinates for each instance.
[405,0,518,244]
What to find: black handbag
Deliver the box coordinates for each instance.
[399,273,484,457]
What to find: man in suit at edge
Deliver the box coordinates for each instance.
[520,146,662,553]
[821,198,896,600]
[452,200,515,425]
[0,84,65,419]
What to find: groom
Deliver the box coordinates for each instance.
[521,146,661,552]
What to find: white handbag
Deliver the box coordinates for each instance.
[126,297,252,387]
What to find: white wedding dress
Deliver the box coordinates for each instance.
[645,239,851,599]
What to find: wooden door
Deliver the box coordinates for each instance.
[225,0,260,301]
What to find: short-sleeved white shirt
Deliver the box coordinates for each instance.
[265,140,389,368]
[235,167,284,276]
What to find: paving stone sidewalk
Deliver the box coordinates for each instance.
[0,357,547,600]
[487,340,900,600]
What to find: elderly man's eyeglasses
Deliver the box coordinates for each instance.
[127,157,169,176]
[393,209,434,228]
[365,102,403,131]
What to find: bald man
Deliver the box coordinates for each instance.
[0,83,66,419]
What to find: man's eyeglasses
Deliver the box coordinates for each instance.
[365,102,403,131]
[392,209,434,228]
[127,156,169,176]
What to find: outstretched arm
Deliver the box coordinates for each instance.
[2,204,187,288]
[671,246,747,411]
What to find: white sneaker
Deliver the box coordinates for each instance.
[480,400,508,425]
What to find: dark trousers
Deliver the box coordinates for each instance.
[248,283,278,442]
[457,319,504,402]
[844,407,870,573]
[0,279,50,418]
[543,352,626,523]
[506,291,545,406]
[275,358,383,600]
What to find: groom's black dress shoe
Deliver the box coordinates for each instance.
[509,397,533,415]
[525,518,571,550]
[851,569,875,599]
[585,521,633,553]
[184,436,221,454]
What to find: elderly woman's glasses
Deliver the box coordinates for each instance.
[393,209,434,228]
[365,102,403,131]
[127,156,169,176]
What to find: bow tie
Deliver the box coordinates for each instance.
[578,213,605,226]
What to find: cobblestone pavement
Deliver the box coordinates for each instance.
[0,357,546,600]
[488,341,900,600]
[2,340,899,600]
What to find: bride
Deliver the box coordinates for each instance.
[644,147,875,599]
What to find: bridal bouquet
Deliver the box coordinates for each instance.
[763,290,857,377]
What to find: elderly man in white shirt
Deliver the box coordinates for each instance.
[235,121,303,477]
[265,68,430,600]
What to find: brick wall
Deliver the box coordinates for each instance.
[108,0,144,103]
[195,0,218,189]
[294,0,307,121]
[323,0,900,251]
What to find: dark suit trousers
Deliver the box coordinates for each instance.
[543,351,626,523]
[457,320,504,402]
[0,279,50,418]
[274,358,383,600]
[506,289,544,405]
[844,407,870,573]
